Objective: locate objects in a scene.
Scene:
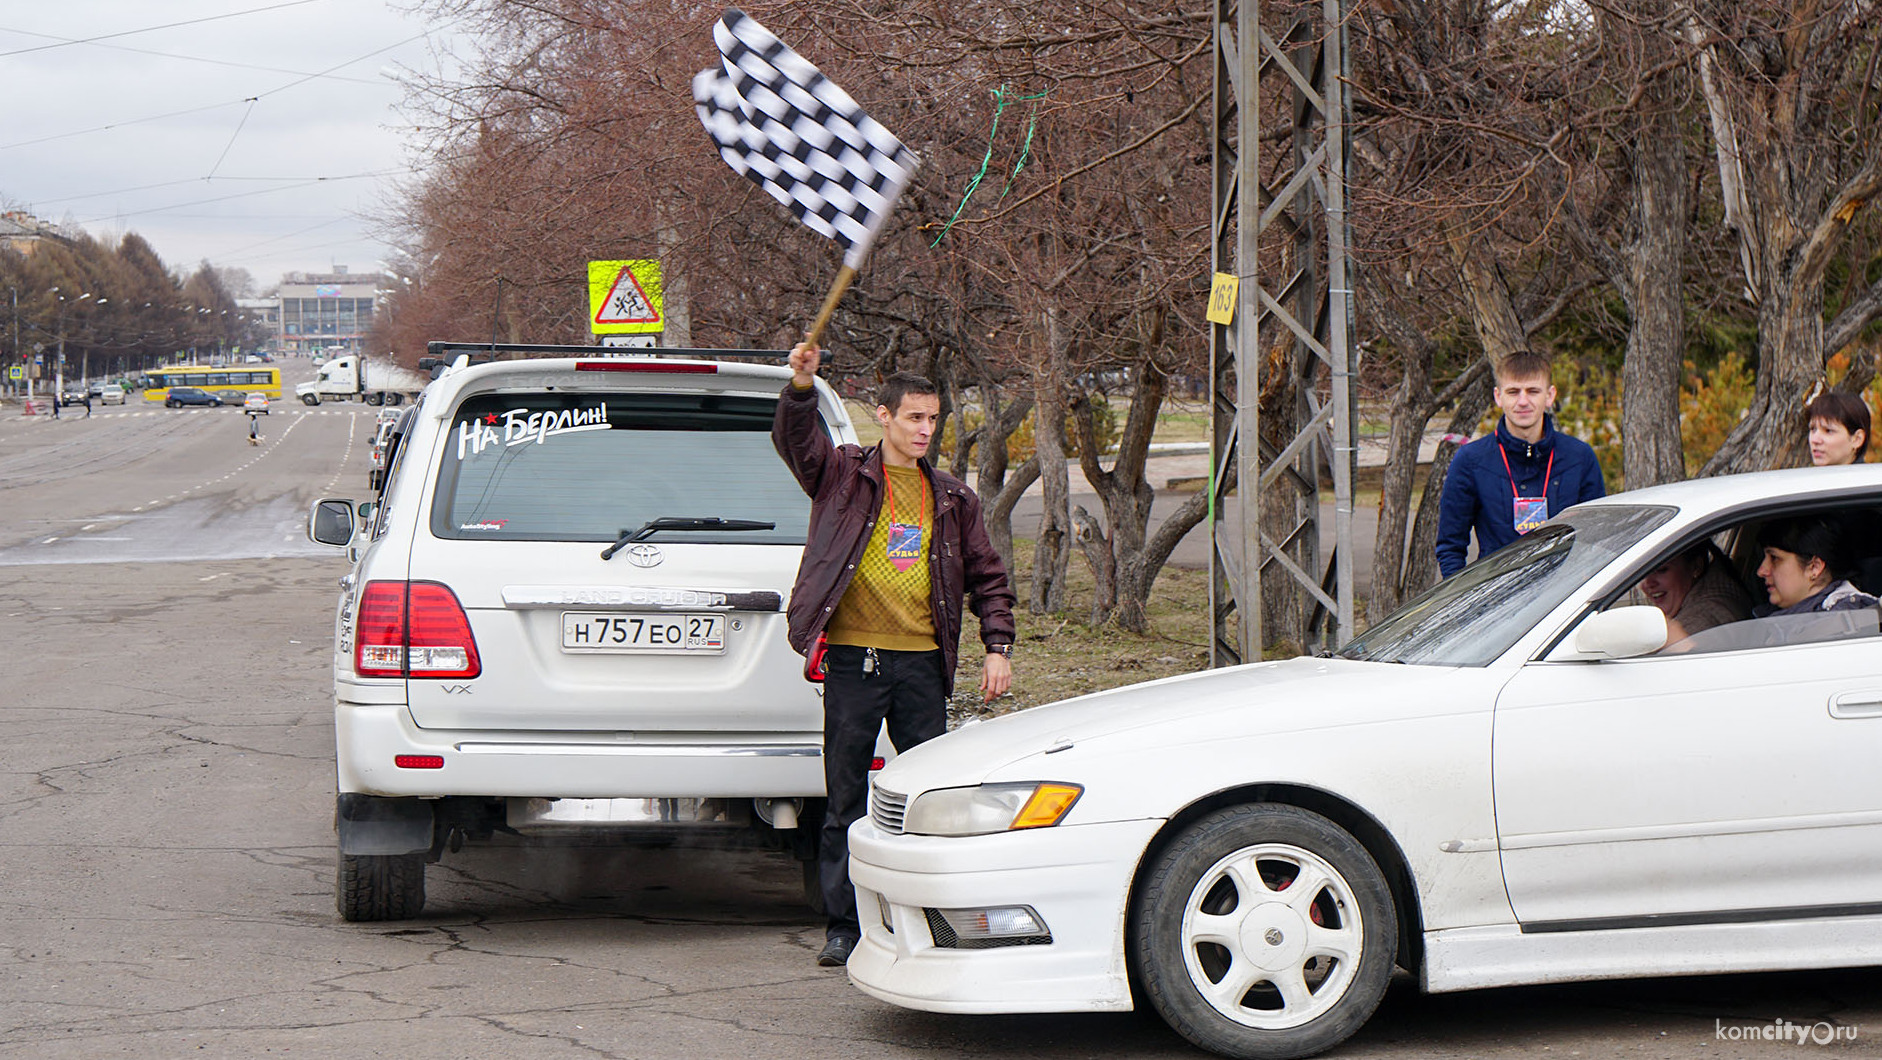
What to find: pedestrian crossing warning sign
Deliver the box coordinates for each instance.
[588,260,664,334]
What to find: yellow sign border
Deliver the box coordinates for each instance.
[588,260,665,335]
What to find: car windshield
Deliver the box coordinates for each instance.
[430,390,813,544]
[1340,504,1675,666]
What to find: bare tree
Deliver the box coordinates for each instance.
[1682,0,1882,472]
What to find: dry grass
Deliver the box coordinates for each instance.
[948,536,1215,726]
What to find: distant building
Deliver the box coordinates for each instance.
[0,210,68,256]
[263,265,383,357]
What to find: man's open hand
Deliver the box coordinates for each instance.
[981,652,1011,702]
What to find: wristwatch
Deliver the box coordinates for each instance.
[989,643,1014,659]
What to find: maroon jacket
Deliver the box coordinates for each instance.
[772,383,1016,695]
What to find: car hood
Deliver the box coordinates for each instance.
[875,656,1469,796]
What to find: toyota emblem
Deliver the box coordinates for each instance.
[623,544,664,568]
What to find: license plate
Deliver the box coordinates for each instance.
[560,612,725,653]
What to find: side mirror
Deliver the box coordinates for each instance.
[308,498,355,546]
[357,501,377,526]
[1571,605,1668,659]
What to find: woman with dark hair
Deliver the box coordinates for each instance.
[1806,390,1871,466]
[1754,515,1877,615]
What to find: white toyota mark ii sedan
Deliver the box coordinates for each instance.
[847,464,1882,1059]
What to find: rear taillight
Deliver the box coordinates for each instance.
[355,581,481,679]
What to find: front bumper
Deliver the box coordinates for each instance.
[335,701,826,798]
[845,815,1163,1014]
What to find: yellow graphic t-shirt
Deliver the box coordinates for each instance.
[826,464,937,651]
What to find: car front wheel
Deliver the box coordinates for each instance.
[336,851,426,921]
[1130,804,1396,1060]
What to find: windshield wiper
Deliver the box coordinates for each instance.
[601,517,777,559]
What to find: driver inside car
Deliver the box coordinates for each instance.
[1635,541,1754,647]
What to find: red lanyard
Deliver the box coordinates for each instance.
[1498,443,1554,498]
[882,466,929,527]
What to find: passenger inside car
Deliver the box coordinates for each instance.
[1752,514,1878,616]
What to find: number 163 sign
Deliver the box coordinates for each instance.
[1207,272,1239,326]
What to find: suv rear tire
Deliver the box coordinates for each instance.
[337,851,426,921]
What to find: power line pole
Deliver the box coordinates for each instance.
[1209,0,1357,665]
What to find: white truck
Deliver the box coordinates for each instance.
[295,353,431,407]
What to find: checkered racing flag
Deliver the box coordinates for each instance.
[693,8,919,272]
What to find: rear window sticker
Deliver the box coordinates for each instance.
[457,405,611,458]
[459,519,509,532]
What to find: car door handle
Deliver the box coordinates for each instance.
[1829,692,1882,719]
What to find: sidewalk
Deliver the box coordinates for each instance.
[1032,430,1451,497]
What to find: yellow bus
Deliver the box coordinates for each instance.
[142,365,282,403]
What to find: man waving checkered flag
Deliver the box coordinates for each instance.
[693,8,918,343]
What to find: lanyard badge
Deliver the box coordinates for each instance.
[1499,445,1555,536]
[883,469,928,572]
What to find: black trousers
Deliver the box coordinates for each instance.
[819,644,946,940]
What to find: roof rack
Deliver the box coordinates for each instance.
[422,341,789,365]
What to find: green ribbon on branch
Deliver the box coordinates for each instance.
[931,85,1049,247]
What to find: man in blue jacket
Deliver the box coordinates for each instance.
[1436,351,1606,577]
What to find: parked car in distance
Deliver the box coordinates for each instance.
[366,415,399,489]
[244,354,262,363]
[243,392,270,414]
[99,384,125,405]
[164,387,219,408]
[847,464,1882,1060]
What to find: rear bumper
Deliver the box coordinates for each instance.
[335,702,826,798]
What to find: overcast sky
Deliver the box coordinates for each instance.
[0,0,463,292]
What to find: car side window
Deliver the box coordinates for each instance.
[1669,607,1880,654]
[1613,503,1882,656]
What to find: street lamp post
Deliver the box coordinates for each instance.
[57,293,92,397]
[7,287,17,399]
[82,297,106,388]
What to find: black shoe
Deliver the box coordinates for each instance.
[817,935,857,967]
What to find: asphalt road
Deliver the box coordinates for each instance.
[1,369,1877,1058]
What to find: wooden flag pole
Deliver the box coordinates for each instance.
[804,265,858,349]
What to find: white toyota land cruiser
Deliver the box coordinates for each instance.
[307,343,857,921]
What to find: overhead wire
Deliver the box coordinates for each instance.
[0,26,441,153]
[207,99,260,179]
[4,4,464,269]
[0,0,325,58]
[0,23,381,84]
[74,169,417,225]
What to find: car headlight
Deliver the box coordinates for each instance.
[901,782,1083,837]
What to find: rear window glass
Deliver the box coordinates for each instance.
[431,391,812,544]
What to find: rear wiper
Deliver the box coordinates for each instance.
[601,517,777,559]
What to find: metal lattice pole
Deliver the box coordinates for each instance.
[1210,0,1355,666]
